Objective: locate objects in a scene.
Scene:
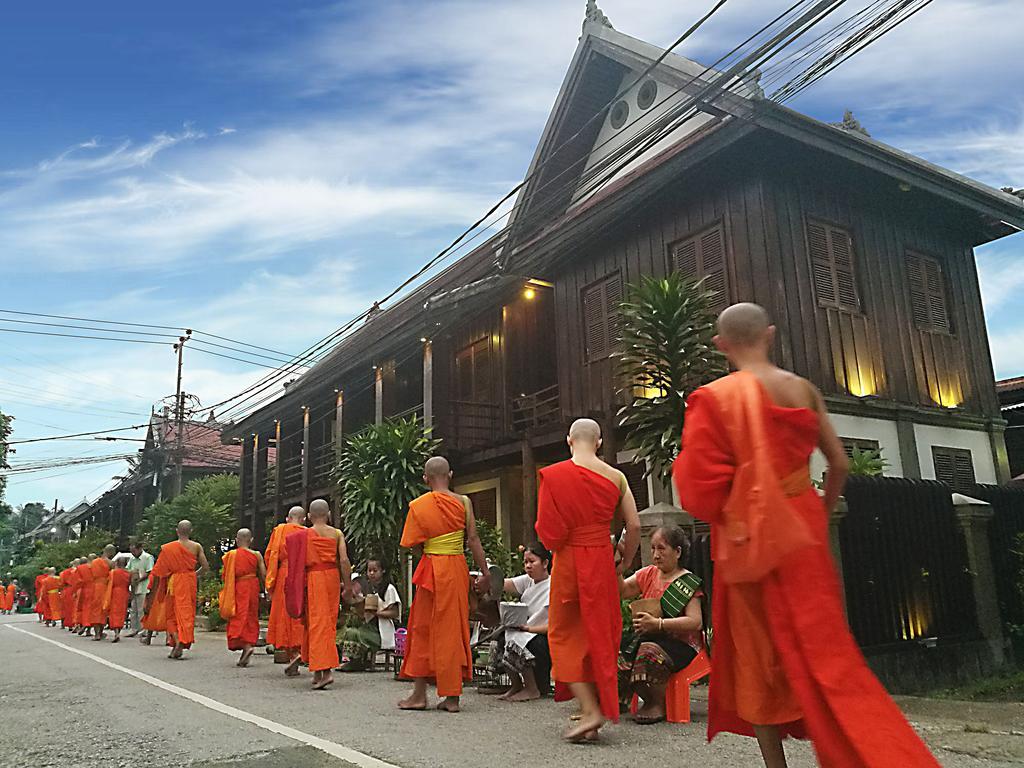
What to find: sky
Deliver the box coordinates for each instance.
[1,0,1022,510]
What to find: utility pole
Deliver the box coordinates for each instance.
[172,330,192,498]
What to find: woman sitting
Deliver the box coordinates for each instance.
[340,558,402,672]
[496,542,552,702]
[619,525,703,724]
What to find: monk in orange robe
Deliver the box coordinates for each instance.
[219,528,266,667]
[74,558,95,635]
[536,419,641,741]
[1,579,14,613]
[397,457,490,713]
[88,546,115,641]
[59,564,75,628]
[141,570,168,644]
[104,560,133,643]
[42,568,62,626]
[62,560,83,631]
[151,519,208,659]
[34,572,47,621]
[265,506,307,675]
[284,499,352,690]
[673,303,940,768]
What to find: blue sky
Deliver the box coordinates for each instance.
[2,0,1022,509]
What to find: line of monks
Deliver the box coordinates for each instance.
[28,302,945,767]
[0,579,18,613]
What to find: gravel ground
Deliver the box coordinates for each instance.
[1,613,1021,768]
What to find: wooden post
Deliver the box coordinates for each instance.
[423,340,433,432]
[375,366,384,425]
[302,407,312,510]
[274,420,284,515]
[954,495,1005,665]
[335,390,345,453]
[521,438,537,544]
[254,434,269,547]
[240,435,253,529]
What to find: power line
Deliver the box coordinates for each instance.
[3,425,148,446]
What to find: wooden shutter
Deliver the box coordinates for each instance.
[582,272,622,363]
[466,488,497,527]
[932,446,976,491]
[906,251,951,334]
[672,223,728,312]
[618,461,650,511]
[806,219,860,312]
[841,437,880,458]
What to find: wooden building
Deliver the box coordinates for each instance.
[223,7,1024,547]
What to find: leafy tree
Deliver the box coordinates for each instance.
[334,416,440,578]
[472,519,512,574]
[848,446,888,477]
[0,409,11,505]
[616,273,725,489]
[136,474,238,572]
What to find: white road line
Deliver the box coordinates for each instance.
[5,625,399,768]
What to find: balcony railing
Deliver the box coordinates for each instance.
[311,442,336,488]
[391,403,425,422]
[449,400,502,451]
[281,454,303,496]
[511,384,561,433]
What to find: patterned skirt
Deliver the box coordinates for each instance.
[618,632,698,702]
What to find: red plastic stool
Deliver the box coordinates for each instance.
[630,648,711,723]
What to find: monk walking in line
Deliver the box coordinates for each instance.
[152,520,209,659]
[104,558,133,643]
[59,563,75,629]
[398,457,490,714]
[219,528,266,667]
[536,419,641,742]
[3,578,14,614]
[673,303,940,768]
[75,557,95,635]
[266,506,307,676]
[34,571,46,621]
[42,568,62,626]
[141,569,168,645]
[89,546,115,640]
[284,499,352,690]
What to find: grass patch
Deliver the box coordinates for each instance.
[932,667,1024,702]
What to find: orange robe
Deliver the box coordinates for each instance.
[265,522,305,651]
[3,583,13,611]
[142,571,168,632]
[285,528,341,673]
[152,540,199,647]
[59,569,75,626]
[74,563,93,626]
[220,548,261,651]
[88,559,112,626]
[43,575,62,622]
[399,492,472,697]
[104,569,132,630]
[674,372,940,767]
[34,574,46,615]
[536,460,622,722]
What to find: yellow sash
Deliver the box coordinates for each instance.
[780,465,812,498]
[423,529,464,555]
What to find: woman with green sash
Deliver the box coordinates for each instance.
[618,525,704,724]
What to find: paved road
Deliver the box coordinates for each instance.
[1,613,1022,768]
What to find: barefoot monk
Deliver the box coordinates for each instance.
[536,418,641,742]
[284,499,352,690]
[398,457,490,714]
[265,506,307,676]
[673,303,940,768]
[151,520,209,659]
[219,528,265,668]
[104,558,133,643]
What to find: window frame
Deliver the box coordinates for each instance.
[931,446,976,491]
[668,220,730,313]
[580,271,623,364]
[804,216,862,314]
[841,437,881,458]
[905,249,954,336]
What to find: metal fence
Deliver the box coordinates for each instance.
[964,483,1024,634]
[840,476,979,650]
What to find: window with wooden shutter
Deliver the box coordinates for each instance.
[841,437,880,458]
[465,488,497,527]
[906,251,951,334]
[931,446,976,491]
[671,223,728,312]
[618,460,650,511]
[806,218,860,312]
[582,272,623,363]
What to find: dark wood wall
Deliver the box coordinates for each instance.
[548,135,1001,425]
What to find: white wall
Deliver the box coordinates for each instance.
[810,413,904,481]
[913,423,997,484]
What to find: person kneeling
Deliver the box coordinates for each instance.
[618,525,704,725]
[497,543,551,702]
[340,558,402,672]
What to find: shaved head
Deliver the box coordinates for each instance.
[717,303,771,347]
[236,528,253,546]
[424,456,451,479]
[287,506,306,523]
[308,499,331,522]
[568,418,601,446]
[103,544,117,557]
[87,553,97,561]
[177,520,193,537]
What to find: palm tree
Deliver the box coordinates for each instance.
[616,273,725,490]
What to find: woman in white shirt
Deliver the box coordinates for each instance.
[340,558,402,672]
[498,543,552,702]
